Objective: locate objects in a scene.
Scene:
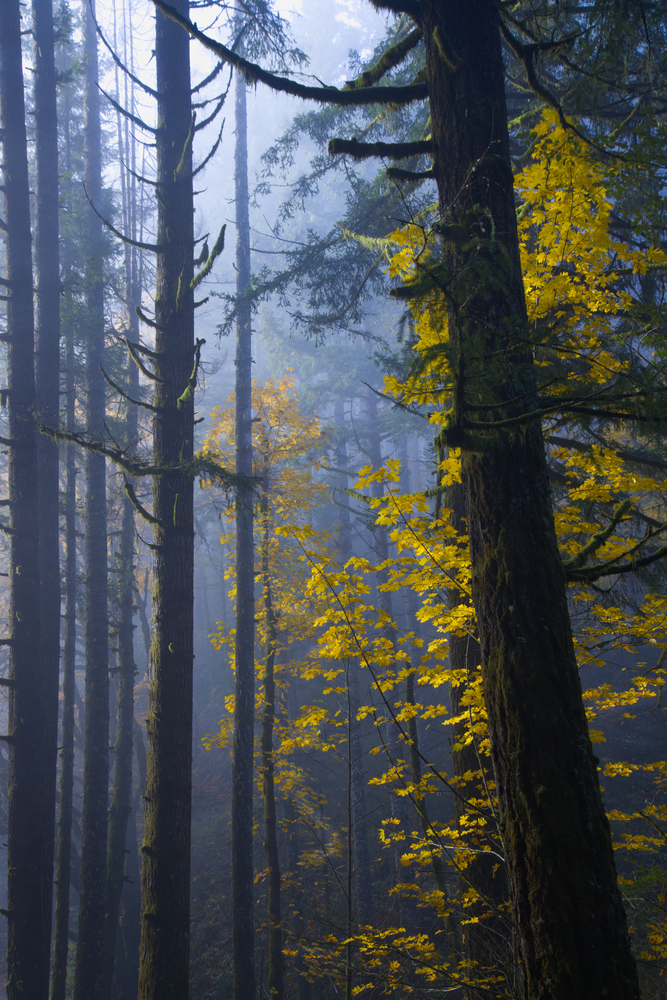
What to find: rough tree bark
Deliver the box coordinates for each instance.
[232,55,257,1000]
[137,0,195,996]
[0,3,48,997]
[74,0,110,995]
[420,1,640,995]
[32,0,62,986]
[51,69,78,1000]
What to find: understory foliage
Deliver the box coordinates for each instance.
[198,111,667,998]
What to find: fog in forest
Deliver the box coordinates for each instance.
[0,1,666,999]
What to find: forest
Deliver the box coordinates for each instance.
[0,0,666,998]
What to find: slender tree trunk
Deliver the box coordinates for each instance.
[138,1,195,996]
[0,4,47,997]
[52,306,78,1000]
[74,1,110,997]
[32,1,62,985]
[334,399,374,927]
[422,2,639,995]
[104,85,141,999]
[232,57,256,1000]
[260,493,284,1000]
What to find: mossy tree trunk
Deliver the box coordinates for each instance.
[420,2,639,995]
[137,0,195,996]
[0,3,48,996]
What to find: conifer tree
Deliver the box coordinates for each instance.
[74,0,110,996]
[0,2,49,997]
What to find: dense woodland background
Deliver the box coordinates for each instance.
[1,0,667,998]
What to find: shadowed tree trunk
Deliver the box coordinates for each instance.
[232,53,256,1000]
[32,1,62,988]
[137,1,195,996]
[51,67,78,1000]
[104,86,141,999]
[420,2,640,995]
[260,476,284,1000]
[0,3,48,997]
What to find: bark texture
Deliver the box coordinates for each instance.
[0,3,48,997]
[232,60,257,1000]
[32,1,61,983]
[419,2,639,995]
[137,1,195,995]
[74,0,110,995]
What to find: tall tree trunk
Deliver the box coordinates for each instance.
[447,481,509,988]
[0,4,48,997]
[104,79,141,999]
[232,57,256,1000]
[74,0,110,995]
[138,1,195,996]
[260,491,284,1000]
[32,0,62,985]
[52,295,78,1000]
[52,68,78,1000]
[422,2,639,995]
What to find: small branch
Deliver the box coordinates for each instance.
[124,337,158,360]
[91,8,158,98]
[83,185,161,253]
[386,166,433,182]
[124,480,163,527]
[564,500,632,572]
[344,27,423,90]
[175,114,196,181]
[191,224,225,291]
[177,339,205,411]
[193,117,225,178]
[194,94,227,132]
[98,85,157,134]
[135,306,164,330]
[100,366,159,412]
[124,339,164,382]
[0,678,15,687]
[329,137,433,160]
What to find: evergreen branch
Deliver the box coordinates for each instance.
[386,166,433,182]
[98,85,157,134]
[191,60,224,95]
[367,0,421,18]
[100,366,159,412]
[175,114,196,181]
[39,422,240,488]
[91,7,158,98]
[194,94,227,132]
[547,435,667,472]
[193,117,225,178]
[135,306,164,330]
[177,338,206,411]
[191,225,225,291]
[570,544,667,585]
[125,337,158,360]
[343,27,423,90]
[83,185,161,253]
[121,159,157,187]
[123,479,162,526]
[564,500,633,572]
[151,0,428,106]
[124,339,164,383]
[329,137,433,160]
